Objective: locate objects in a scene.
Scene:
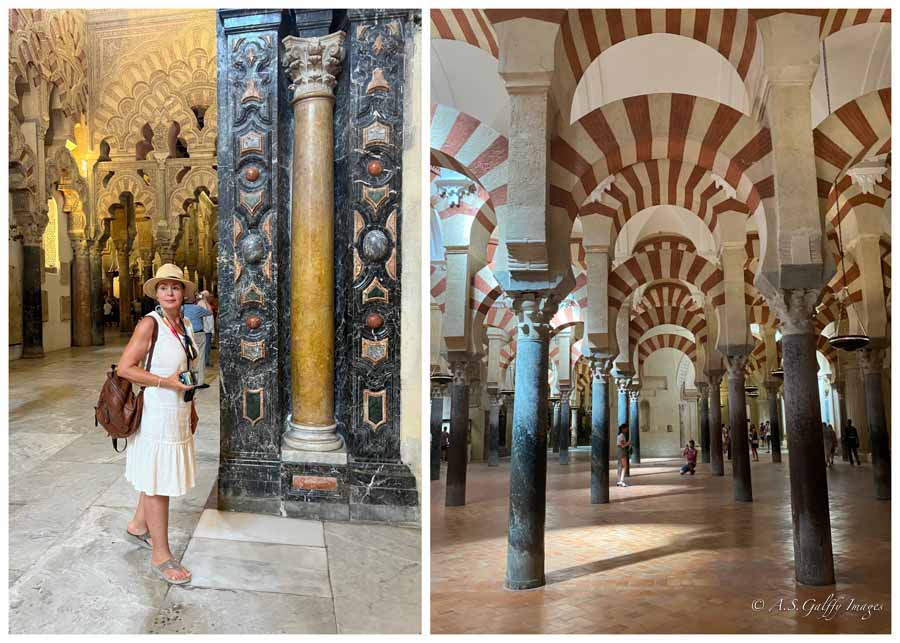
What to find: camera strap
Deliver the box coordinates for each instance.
[161,313,192,367]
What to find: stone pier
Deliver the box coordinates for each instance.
[725,353,752,501]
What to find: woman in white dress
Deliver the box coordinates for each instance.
[117,264,198,585]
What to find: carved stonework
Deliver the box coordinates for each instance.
[725,353,750,379]
[858,348,885,376]
[282,32,346,102]
[766,288,822,336]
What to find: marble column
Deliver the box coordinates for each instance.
[550,399,561,453]
[281,31,346,453]
[629,388,640,464]
[559,387,571,465]
[777,290,834,585]
[860,347,890,500]
[570,406,579,447]
[505,297,552,591]
[833,380,849,461]
[591,359,612,504]
[488,392,501,467]
[697,383,710,464]
[503,392,514,449]
[725,354,752,501]
[765,382,783,463]
[445,359,470,506]
[71,239,93,347]
[616,376,631,475]
[115,246,133,334]
[21,229,44,358]
[89,244,105,345]
[430,377,446,481]
[708,371,725,475]
[140,253,155,315]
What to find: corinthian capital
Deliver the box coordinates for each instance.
[282,32,346,102]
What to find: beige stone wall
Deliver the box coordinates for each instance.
[41,199,74,353]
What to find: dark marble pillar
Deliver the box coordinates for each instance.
[765,382,783,463]
[708,371,724,475]
[488,392,501,466]
[550,399,560,453]
[116,247,133,334]
[698,382,710,464]
[777,290,834,585]
[505,296,552,591]
[860,347,890,500]
[559,388,571,465]
[591,359,611,504]
[21,236,44,358]
[725,353,752,501]
[445,359,470,506]
[430,377,446,481]
[629,388,640,463]
[616,376,630,475]
[89,244,106,345]
[71,239,93,347]
[833,380,849,461]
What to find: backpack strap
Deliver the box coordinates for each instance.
[140,315,160,391]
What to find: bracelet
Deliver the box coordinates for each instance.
[157,377,162,388]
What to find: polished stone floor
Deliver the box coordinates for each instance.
[431,448,890,634]
[9,333,421,634]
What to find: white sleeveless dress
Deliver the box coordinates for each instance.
[124,311,197,497]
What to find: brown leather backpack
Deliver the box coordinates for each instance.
[95,318,159,452]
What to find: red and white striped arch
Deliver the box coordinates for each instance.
[430,262,447,313]
[470,265,503,322]
[550,264,588,332]
[824,173,891,229]
[637,333,697,371]
[430,9,499,58]
[578,158,751,235]
[550,93,773,228]
[814,88,891,216]
[431,104,509,212]
[432,183,497,256]
[609,247,726,312]
[632,234,697,256]
[748,9,892,38]
[553,9,763,123]
[484,301,517,339]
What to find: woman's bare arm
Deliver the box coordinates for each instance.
[117,317,191,391]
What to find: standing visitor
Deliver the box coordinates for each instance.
[824,423,837,467]
[845,419,861,466]
[197,291,215,368]
[441,426,450,461]
[182,293,212,386]
[749,424,759,462]
[103,298,113,327]
[118,264,199,585]
[616,424,631,487]
[723,425,732,460]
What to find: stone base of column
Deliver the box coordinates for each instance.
[281,452,350,521]
[283,414,344,452]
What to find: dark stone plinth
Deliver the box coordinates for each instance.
[350,461,420,523]
[782,332,834,585]
[559,398,570,465]
[727,367,752,502]
[768,391,782,463]
[591,372,610,504]
[709,377,724,476]
[22,245,43,358]
[445,377,469,506]
[505,319,549,591]
[430,396,442,480]
[218,457,283,513]
[629,395,640,463]
[699,391,710,464]
[282,460,351,521]
[863,369,890,500]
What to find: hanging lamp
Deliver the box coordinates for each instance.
[820,39,871,353]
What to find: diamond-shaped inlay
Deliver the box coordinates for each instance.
[239,281,265,308]
[362,277,389,304]
[362,337,388,365]
[240,339,266,362]
[239,131,265,156]
[363,389,387,432]
[233,216,244,245]
[261,213,273,245]
[242,388,265,426]
[241,78,262,103]
[363,185,389,211]
[362,121,391,148]
[239,189,265,216]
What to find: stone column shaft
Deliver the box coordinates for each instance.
[446,361,469,506]
[21,238,44,358]
[115,248,133,333]
[698,383,711,464]
[860,348,890,499]
[708,373,724,475]
[430,382,444,481]
[89,246,105,345]
[282,32,346,452]
[629,390,640,463]
[559,390,571,465]
[505,298,552,591]
[591,362,611,504]
[766,383,783,463]
[726,354,752,501]
[71,240,93,346]
[488,394,501,466]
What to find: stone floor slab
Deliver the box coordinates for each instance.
[180,537,332,597]
[9,431,82,477]
[325,521,421,633]
[149,586,337,634]
[193,509,325,547]
[93,464,218,515]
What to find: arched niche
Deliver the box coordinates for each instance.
[431,38,510,136]
[614,205,718,261]
[570,33,750,124]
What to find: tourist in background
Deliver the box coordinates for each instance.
[197,291,215,368]
[824,423,837,467]
[845,419,861,466]
[616,424,631,487]
[182,293,211,385]
[723,425,732,460]
[749,424,759,462]
[680,440,698,475]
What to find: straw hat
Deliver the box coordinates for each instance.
[142,263,197,300]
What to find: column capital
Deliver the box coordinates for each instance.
[511,294,556,341]
[628,388,641,400]
[448,358,470,386]
[590,357,613,380]
[615,375,633,392]
[697,382,709,396]
[764,381,782,395]
[858,347,885,376]
[764,288,821,335]
[70,237,92,257]
[705,369,725,387]
[724,353,750,379]
[282,31,346,103]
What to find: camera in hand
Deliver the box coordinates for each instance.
[179,370,198,387]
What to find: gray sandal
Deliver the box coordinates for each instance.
[151,558,192,585]
[125,529,152,550]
